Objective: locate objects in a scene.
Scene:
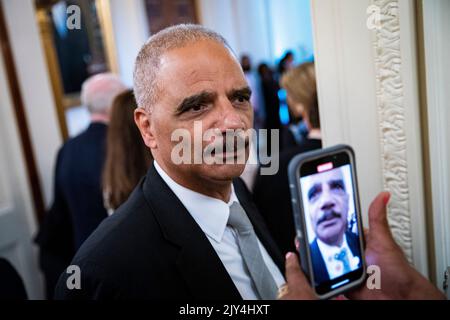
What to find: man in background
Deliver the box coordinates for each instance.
[35,73,126,298]
[240,54,263,130]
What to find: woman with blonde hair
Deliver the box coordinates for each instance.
[102,90,152,213]
[280,61,321,148]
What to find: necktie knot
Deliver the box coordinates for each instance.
[228,202,253,234]
[334,248,351,273]
[334,248,347,261]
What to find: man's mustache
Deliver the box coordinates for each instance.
[204,133,250,155]
[317,210,341,225]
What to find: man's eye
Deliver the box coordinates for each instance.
[308,186,321,201]
[234,95,250,104]
[330,181,345,191]
[191,104,207,112]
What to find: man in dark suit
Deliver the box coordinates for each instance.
[36,73,126,299]
[0,258,27,300]
[55,25,285,300]
[304,166,361,285]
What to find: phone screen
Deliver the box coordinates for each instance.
[298,151,364,295]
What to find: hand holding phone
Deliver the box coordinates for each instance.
[288,145,366,299]
[281,191,446,300]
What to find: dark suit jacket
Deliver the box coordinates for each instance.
[253,138,322,255]
[310,231,362,285]
[0,258,27,300]
[54,163,284,300]
[35,122,108,298]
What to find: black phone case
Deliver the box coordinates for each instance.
[287,144,366,299]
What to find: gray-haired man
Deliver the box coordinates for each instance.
[55,25,285,300]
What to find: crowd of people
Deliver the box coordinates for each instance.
[0,24,444,301]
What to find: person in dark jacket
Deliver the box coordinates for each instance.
[0,258,27,300]
[258,63,281,134]
[35,73,126,299]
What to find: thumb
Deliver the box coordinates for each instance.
[368,192,392,238]
[281,252,316,300]
[285,252,309,287]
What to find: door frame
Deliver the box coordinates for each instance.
[418,0,450,290]
[0,1,45,223]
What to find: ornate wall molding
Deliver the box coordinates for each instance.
[372,0,413,262]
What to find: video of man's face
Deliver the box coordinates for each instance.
[300,164,362,283]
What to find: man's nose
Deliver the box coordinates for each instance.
[216,99,245,132]
[318,187,336,211]
[320,201,335,211]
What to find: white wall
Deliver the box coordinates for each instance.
[267,0,314,62]
[197,0,314,66]
[197,0,240,55]
[229,0,272,64]
[109,0,150,87]
[311,0,383,214]
[0,1,46,298]
[2,0,62,208]
[312,0,429,277]
[107,0,314,73]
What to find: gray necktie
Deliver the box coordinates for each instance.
[227,201,278,300]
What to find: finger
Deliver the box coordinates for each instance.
[363,228,369,239]
[282,252,317,300]
[363,227,369,236]
[285,252,308,286]
[368,192,392,238]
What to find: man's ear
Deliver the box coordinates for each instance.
[134,108,157,149]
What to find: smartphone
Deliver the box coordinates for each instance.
[288,144,366,299]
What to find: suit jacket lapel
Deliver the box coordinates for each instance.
[311,239,329,284]
[142,164,241,300]
[346,231,362,267]
[233,179,285,275]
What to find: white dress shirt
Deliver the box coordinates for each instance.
[316,234,360,280]
[154,161,285,299]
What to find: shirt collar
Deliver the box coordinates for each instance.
[154,160,238,243]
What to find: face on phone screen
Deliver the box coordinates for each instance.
[299,152,364,295]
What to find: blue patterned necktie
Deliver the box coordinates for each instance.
[334,248,351,273]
